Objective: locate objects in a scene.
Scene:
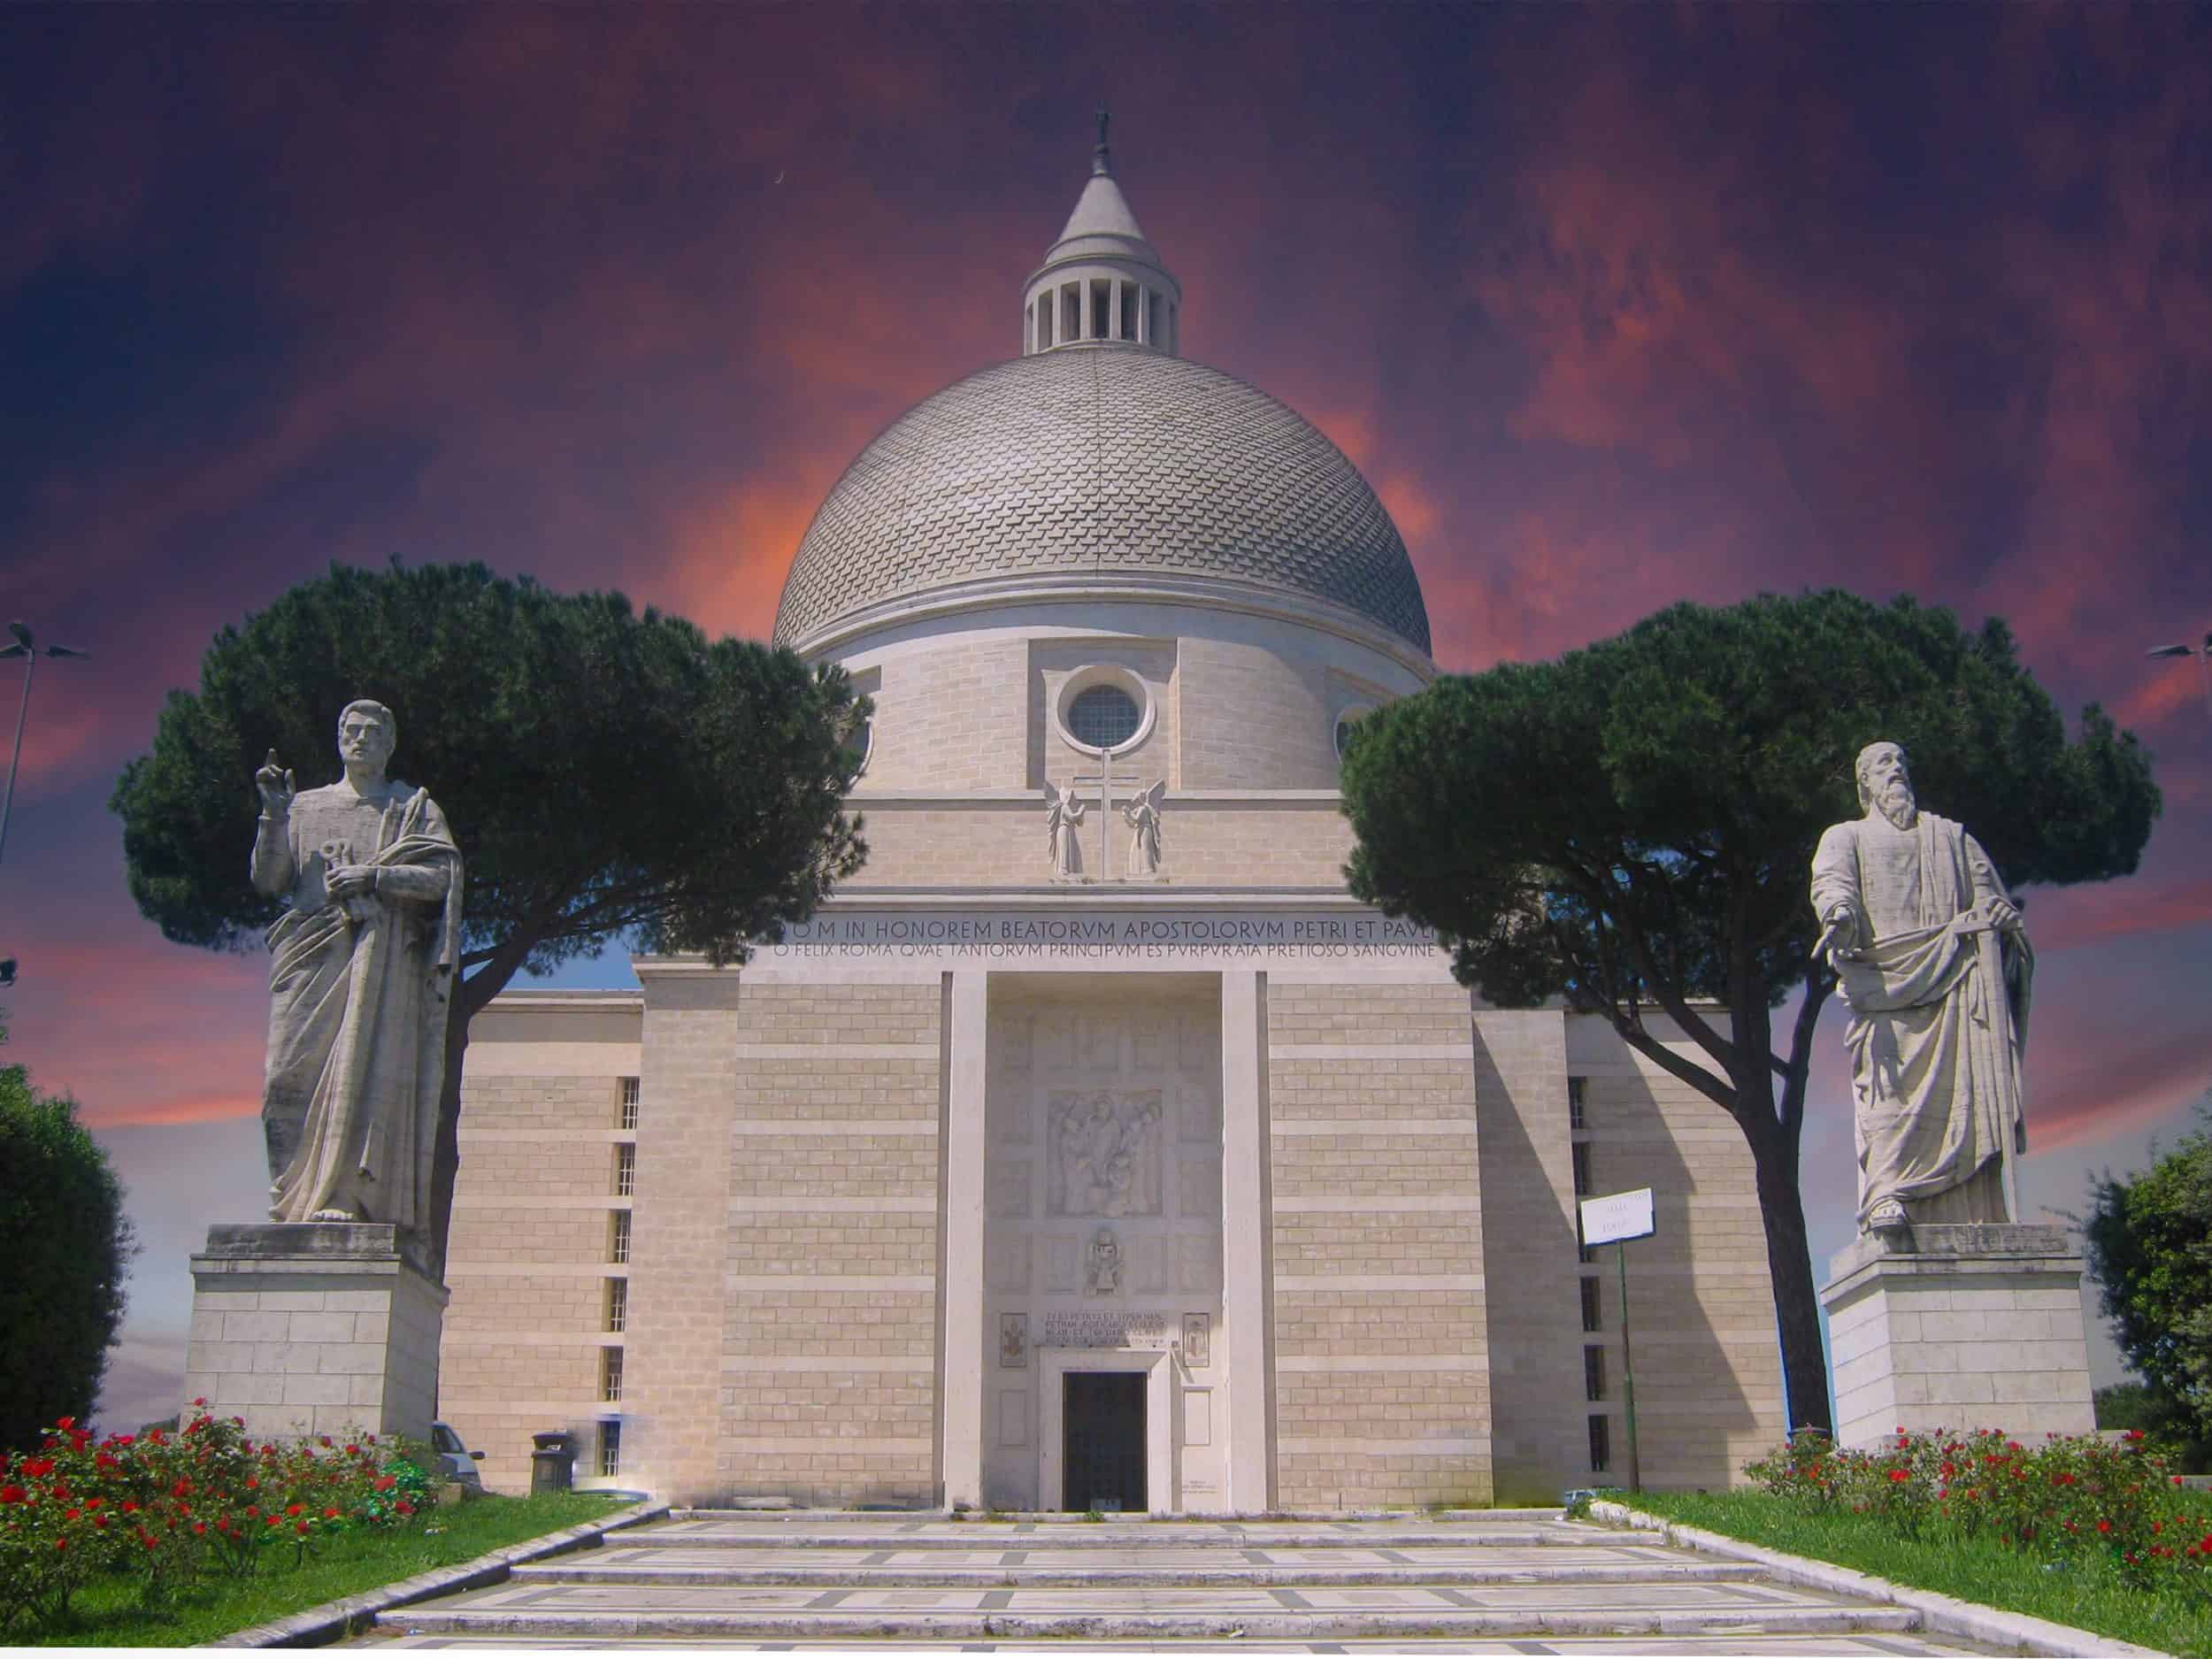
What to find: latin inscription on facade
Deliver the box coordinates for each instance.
[1041,1310,1171,1349]
[764,910,1440,963]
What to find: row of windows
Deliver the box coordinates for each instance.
[1573,1071,1610,1471]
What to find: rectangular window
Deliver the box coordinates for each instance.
[1588,1413,1610,1473]
[619,1077,640,1130]
[598,1419,622,1479]
[1119,280,1139,340]
[614,1143,635,1196]
[1568,1075,1587,1129]
[610,1209,631,1264]
[605,1278,627,1334]
[1571,1141,1592,1197]
[1147,288,1163,345]
[1061,284,1079,342]
[1038,299,1053,350]
[1580,1274,1601,1333]
[602,1347,624,1404]
[1584,1344,1607,1402]
[1091,278,1110,341]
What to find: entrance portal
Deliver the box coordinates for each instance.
[1062,1371,1147,1512]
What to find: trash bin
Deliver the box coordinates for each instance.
[530,1431,577,1494]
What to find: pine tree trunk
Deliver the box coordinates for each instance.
[1750,1136,1833,1437]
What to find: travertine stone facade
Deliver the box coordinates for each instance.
[1269,982,1489,1509]
[435,139,1786,1509]
[1566,1016,1789,1491]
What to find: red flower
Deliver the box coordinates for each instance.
[121,1501,138,1513]
[2097,1519,2112,1533]
[245,1477,259,1490]
[396,1500,413,1516]
[324,1507,339,1519]
[142,1534,157,1550]
[20,1458,53,1479]
[265,1515,281,1528]
[319,1436,333,1448]
[192,1522,206,1535]
[56,1417,74,1431]
[94,1514,110,1529]
[192,1397,207,1408]
[53,1536,66,1552]
[286,1503,303,1517]
[1887,1469,1909,1484]
[373,1475,396,1492]
[0,1486,23,1504]
[296,1519,310,1534]
[64,1508,81,1521]
[345,1443,360,1455]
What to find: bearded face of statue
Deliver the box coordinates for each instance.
[1858,742,1917,830]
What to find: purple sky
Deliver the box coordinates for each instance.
[1,4,2207,1431]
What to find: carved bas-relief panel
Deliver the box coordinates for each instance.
[1049,1092,1164,1217]
[981,981,1225,1513]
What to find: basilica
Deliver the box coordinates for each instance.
[437,131,1786,1511]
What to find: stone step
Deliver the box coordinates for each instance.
[370,1640,1978,1655]
[357,1513,1994,1653]
[515,1544,1756,1588]
[638,1522,1669,1550]
[387,1602,1925,1645]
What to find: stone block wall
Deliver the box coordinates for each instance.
[441,996,641,1494]
[862,635,1030,791]
[1266,981,1491,1508]
[700,979,946,1508]
[1565,1015,1787,1490]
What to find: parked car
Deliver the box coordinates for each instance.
[430,1421,485,1491]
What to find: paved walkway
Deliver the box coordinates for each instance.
[355,1511,1995,1652]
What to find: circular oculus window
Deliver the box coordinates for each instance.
[1334,703,1376,760]
[1052,665,1156,756]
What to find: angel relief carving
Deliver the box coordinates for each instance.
[1043,780,1086,879]
[1049,1090,1164,1217]
[1123,780,1165,876]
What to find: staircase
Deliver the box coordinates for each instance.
[363,1509,1992,1650]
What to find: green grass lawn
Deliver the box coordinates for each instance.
[1618,1487,2211,1659]
[27,1490,632,1647]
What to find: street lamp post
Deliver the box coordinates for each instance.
[2146,631,2212,727]
[0,618,93,869]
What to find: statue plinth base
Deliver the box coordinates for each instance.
[183,1223,447,1444]
[1819,1223,2095,1449]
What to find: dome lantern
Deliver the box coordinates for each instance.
[1022,106,1182,358]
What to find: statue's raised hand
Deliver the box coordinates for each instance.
[256,749,296,818]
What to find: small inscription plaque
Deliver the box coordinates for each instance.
[1041,1310,1171,1349]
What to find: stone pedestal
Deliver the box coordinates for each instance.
[1821,1222,2095,1449]
[183,1223,448,1443]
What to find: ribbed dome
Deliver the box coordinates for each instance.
[773,345,1432,655]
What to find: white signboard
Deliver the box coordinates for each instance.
[1579,1187,1655,1247]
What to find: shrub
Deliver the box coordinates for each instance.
[0,1404,429,1636]
[1746,1425,2212,1594]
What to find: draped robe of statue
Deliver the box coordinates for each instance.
[1809,810,2032,1230]
[255,779,462,1229]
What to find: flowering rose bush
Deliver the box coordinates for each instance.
[0,1405,433,1635]
[1747,1425,2212,1596]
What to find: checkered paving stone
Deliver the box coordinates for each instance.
[343,1514,1999,1652]
[772,345,1433,655]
